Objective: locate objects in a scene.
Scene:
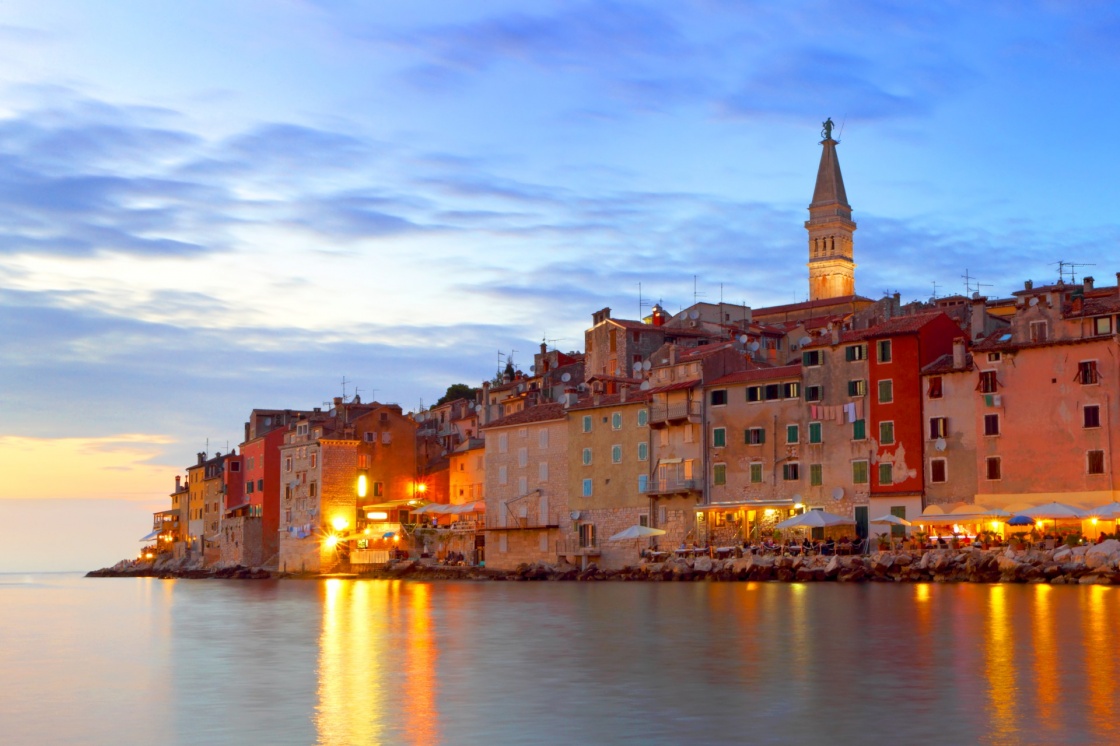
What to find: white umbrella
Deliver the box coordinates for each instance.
[1086,502,1120,519]
[609,525,667,541]
[775,510,853,529]
[1018,502,1086,520]
[870,514,912,527]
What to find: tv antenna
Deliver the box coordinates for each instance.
[961,269,987,296]
[340,376,350,400]
[1052,260,1094,284]
[692,275,706,305]
[931,280,940,299]
[637,282,652,320]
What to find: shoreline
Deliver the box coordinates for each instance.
[87,541,1120,584]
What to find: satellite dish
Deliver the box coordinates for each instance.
[935,437,947,452]
[516,384,523,393]
[640,380,651,390]
[643,360,652,371]
[1029,297,1039,306]
[832,487,845,501]
[799,336,812,347]
[569,510,581,520]
[529,364,535,371]
[689,310,700,320]
[748,341,760,352]
[561,372,571,383]
[738,335,749,344]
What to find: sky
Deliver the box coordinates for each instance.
[2,1,1119,571]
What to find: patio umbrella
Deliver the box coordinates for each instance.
[1007,515,1034,527]
[609,525,667,541]
[1086,502,1120,520]
[775,510,853,529]
[869,514,912,527]
[1018,502,1086,520]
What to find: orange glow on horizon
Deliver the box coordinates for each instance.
[0,434,175,500]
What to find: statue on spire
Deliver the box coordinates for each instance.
[821,117,835,141]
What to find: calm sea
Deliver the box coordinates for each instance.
[2,574,1118,745]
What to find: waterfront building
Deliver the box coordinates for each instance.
[449,437,485,505]
[920,339,979,508]
[562,389,652,569]
[482,402,570,570]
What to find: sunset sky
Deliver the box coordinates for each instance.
[2,1,1119,571]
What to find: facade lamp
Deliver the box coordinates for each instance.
[357,471,368,498]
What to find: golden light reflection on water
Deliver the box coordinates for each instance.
[316,579,387,746]
[1083,585,1115,728]
[984,585,1016,736]
[402,583,439,746]
[1031,585,1056,726]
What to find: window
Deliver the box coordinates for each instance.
[309,482,318,497]
[746,427,766,445]
[764,384,781,401]
[1089,450,1106,475]
[539,462,549,482]
[639,512,649,527]
[848,379,867,397]
[498,466,508,485]
[852,460,868,484]
[853,419,866,441]
[230,461,241,472]
[684,425,695,443]
[749,463,763,483]
[381,431,391,445]
[782,463,800,481]
[498,433,508,453]
[285,457,292,472]
[786,424,799,444]
[810,464,823,486]
[257,479,263,491]
[518,447,528,468]
[374,481,384,497]
[364,432,375,443]
[1085,405,1101,429]
[713,428,726,448]
[928,376,943,399]
[987,352,1002,363]
[978,371,998,393]
[929,417,948,439]
[845,344,866,361]
[782,382,801,399]
[612,412,623,429]
[803,350,823,366]
[877,340,892,363]
[805,385,823,402]
[986,457,1001,480]
[878,379,893,403]
[808,422,822,444]
[713,464,727,486]
[246,481,254,494]
[582,448,592,466]
[879,421,894,445]
[637,409,648,427]
[1094,317,1113,336]
[709,390,727,406]
[1078,361,1100,385]
[1029,321,1048,343]
[930,459,947,483]
[582,478,593,497]
[518,476,527,494]
[582,415,592,433]
[638,442,648,461]
[518,427,527,438]
[984,413,1000,436]
[638,474,648,492]
[747,386,762,402]
[611,444,622,463]
[878,463,893,485]
[539,430,549,448]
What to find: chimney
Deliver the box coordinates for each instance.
[952,338,966,369]
[175,475,181,490]
[481,381,491,424]
[830,324,840,346]
[197,452,205,465]
[593,392,602,406]
[650,304,666,327]
[1024,279,1033,290]
[620,385,629,403]
[970,295,987,340]
[592,307,612,325]
[668,344,678,365]
[540,341,547,355]
[563,388,579,407]
[1084,276,1095,292]
[333,396,343,408]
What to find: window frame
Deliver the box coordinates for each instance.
[749,463,763,484]
[879,421,895,445]
[845,344,866,362]
[808,421,822,444]
[611,444,622,464]
[786,424,800,444]
[878,463,893,486]
[802,350,823,367]
[877,339,892,363]
[930,458,947,483]
[809,463,823,486]
[637,442,648,461]
[852,460,869,484]
[927,376,943,399]
[985,456,1002,481]
[582,478,593,497]
[878,379,894,404]
[713,463,727,486]
[709,390,728,407]
[929,417,948,440]
[712,427,727,448]
[611,412,623,429]
[1088,450,1106,475]
[805,385,823,402]
[983,413,1000,437]
[1084,405,1101,429]
[582,415,592,433]
[782,462,800,481]
[852,419,866,441]
[746,427,766,445]
[582,447,593,466]
[848,379,867,397]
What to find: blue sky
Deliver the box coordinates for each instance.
[2,1,1118,569]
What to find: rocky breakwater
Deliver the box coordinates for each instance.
[439,539,1120,584]
[87,556,272,580]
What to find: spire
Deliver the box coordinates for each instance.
[805,118,856,301]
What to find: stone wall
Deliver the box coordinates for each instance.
[279,535,321,573]
[220,516,264,567]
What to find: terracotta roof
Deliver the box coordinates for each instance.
[706,364,802,386]
[971,331,1111,354]
[481,402,567,430]
[566,392,652,411]
[803,311,950,348]
[921,353,974,375]
[752,294,873,317]
[644,379,700,395]
[1067,294,1120,318]
[585,374,642,384]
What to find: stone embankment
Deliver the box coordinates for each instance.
[90,540,1120,584]
[87,556,271,580]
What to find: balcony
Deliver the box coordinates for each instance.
[484,513,559,531]
[642,478,699,495]
[556,538,601,556]
[648,401,702,427]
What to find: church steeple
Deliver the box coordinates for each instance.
[806,118,856,300]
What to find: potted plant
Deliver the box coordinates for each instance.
[876,532,892,551]
[1009,531,1027,551]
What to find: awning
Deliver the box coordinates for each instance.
[139,529,161,542]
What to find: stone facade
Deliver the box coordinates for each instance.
[219,515,263,567]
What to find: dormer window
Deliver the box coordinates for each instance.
[1094,317,1113,336]
[1029,321,1048,343]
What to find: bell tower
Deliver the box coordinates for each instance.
[806,118,856,300]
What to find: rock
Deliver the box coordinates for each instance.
[1053,547,1073,563]
[1085,540,1120,570]
[824,556,841,579]
[693,556,713,573]
[1080,573,1113,585]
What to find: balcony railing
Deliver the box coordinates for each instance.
[556,538,601,556]
[648,401,701,425]
[642,478,699,495]
[484,512,559,530]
